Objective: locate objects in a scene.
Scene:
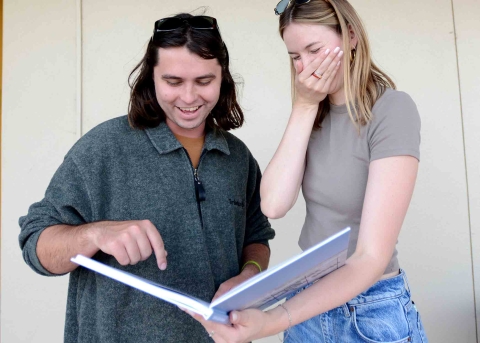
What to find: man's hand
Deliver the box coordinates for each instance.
[88,220,168,270]
[212,264,260,301]
[36,219,168,274]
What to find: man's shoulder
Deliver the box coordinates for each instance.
[67,115,143,160]
[218,130,261,170]
[219,130,249,152]
[84,115,133,138]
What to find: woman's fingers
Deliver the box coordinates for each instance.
[315,50,343,85]
[311,47,343,82]
[300,47,342,82]
[297,48,330,80]
[184,310,231,342]
[293,47,344,106]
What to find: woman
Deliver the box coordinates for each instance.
[188,0,428,342]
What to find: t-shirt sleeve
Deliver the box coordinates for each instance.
[368,90,421,162]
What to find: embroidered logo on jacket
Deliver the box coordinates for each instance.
[229,199,245,208]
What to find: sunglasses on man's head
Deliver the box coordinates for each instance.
[153,16,217,34]
[274,0,311,15]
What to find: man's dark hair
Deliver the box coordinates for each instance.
[128,13,244,130]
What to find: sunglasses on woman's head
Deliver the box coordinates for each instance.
[152,16,218,41]
[274,0,311,15]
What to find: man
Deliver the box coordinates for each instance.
[19,13,274,342]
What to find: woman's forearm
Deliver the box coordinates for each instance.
[260,104,318,218]
[259,252,387,338]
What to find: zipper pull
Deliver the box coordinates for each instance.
[194,169,206,202]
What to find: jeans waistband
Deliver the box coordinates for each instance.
[347,269,410,306]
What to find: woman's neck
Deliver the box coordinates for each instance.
[328,87,346,106]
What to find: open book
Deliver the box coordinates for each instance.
[71,227,350,324]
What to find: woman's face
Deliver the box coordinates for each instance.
[283,22,349,103]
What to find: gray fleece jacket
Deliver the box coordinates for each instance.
[19,116,275,343]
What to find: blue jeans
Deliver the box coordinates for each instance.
[285,270,428,343]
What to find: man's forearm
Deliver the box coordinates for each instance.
[240,243,270,276]
[37,220,168,275]
[37,223,99,275]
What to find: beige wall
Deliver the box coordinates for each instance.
[454,0,480,335]
[2,0,479,342]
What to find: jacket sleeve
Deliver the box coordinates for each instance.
[18,156,94,276]
[243,154,275,248]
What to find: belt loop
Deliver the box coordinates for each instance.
[401,269,411,293]
[342,304,351,317]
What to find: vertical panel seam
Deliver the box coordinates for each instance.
[451,0,478,341]
[76,0,83,138]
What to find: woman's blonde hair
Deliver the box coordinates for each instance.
[279,0,395,129]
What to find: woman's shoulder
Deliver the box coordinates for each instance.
[369,88,420,127]
[367,88,421,161]
[372,88,417,115]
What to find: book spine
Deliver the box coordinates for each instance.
[206,310,230,325]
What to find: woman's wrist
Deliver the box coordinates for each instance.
[277,303,292,341]
[292,100,320,113]
[262,303,292,337]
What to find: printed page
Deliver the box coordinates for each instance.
[240,250,347,310]
[211,228,350,313]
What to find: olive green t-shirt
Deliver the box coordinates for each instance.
[300,89,421,274]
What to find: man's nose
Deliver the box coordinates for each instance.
[181,84,197,104]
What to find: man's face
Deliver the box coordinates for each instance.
[153,46,222,138]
